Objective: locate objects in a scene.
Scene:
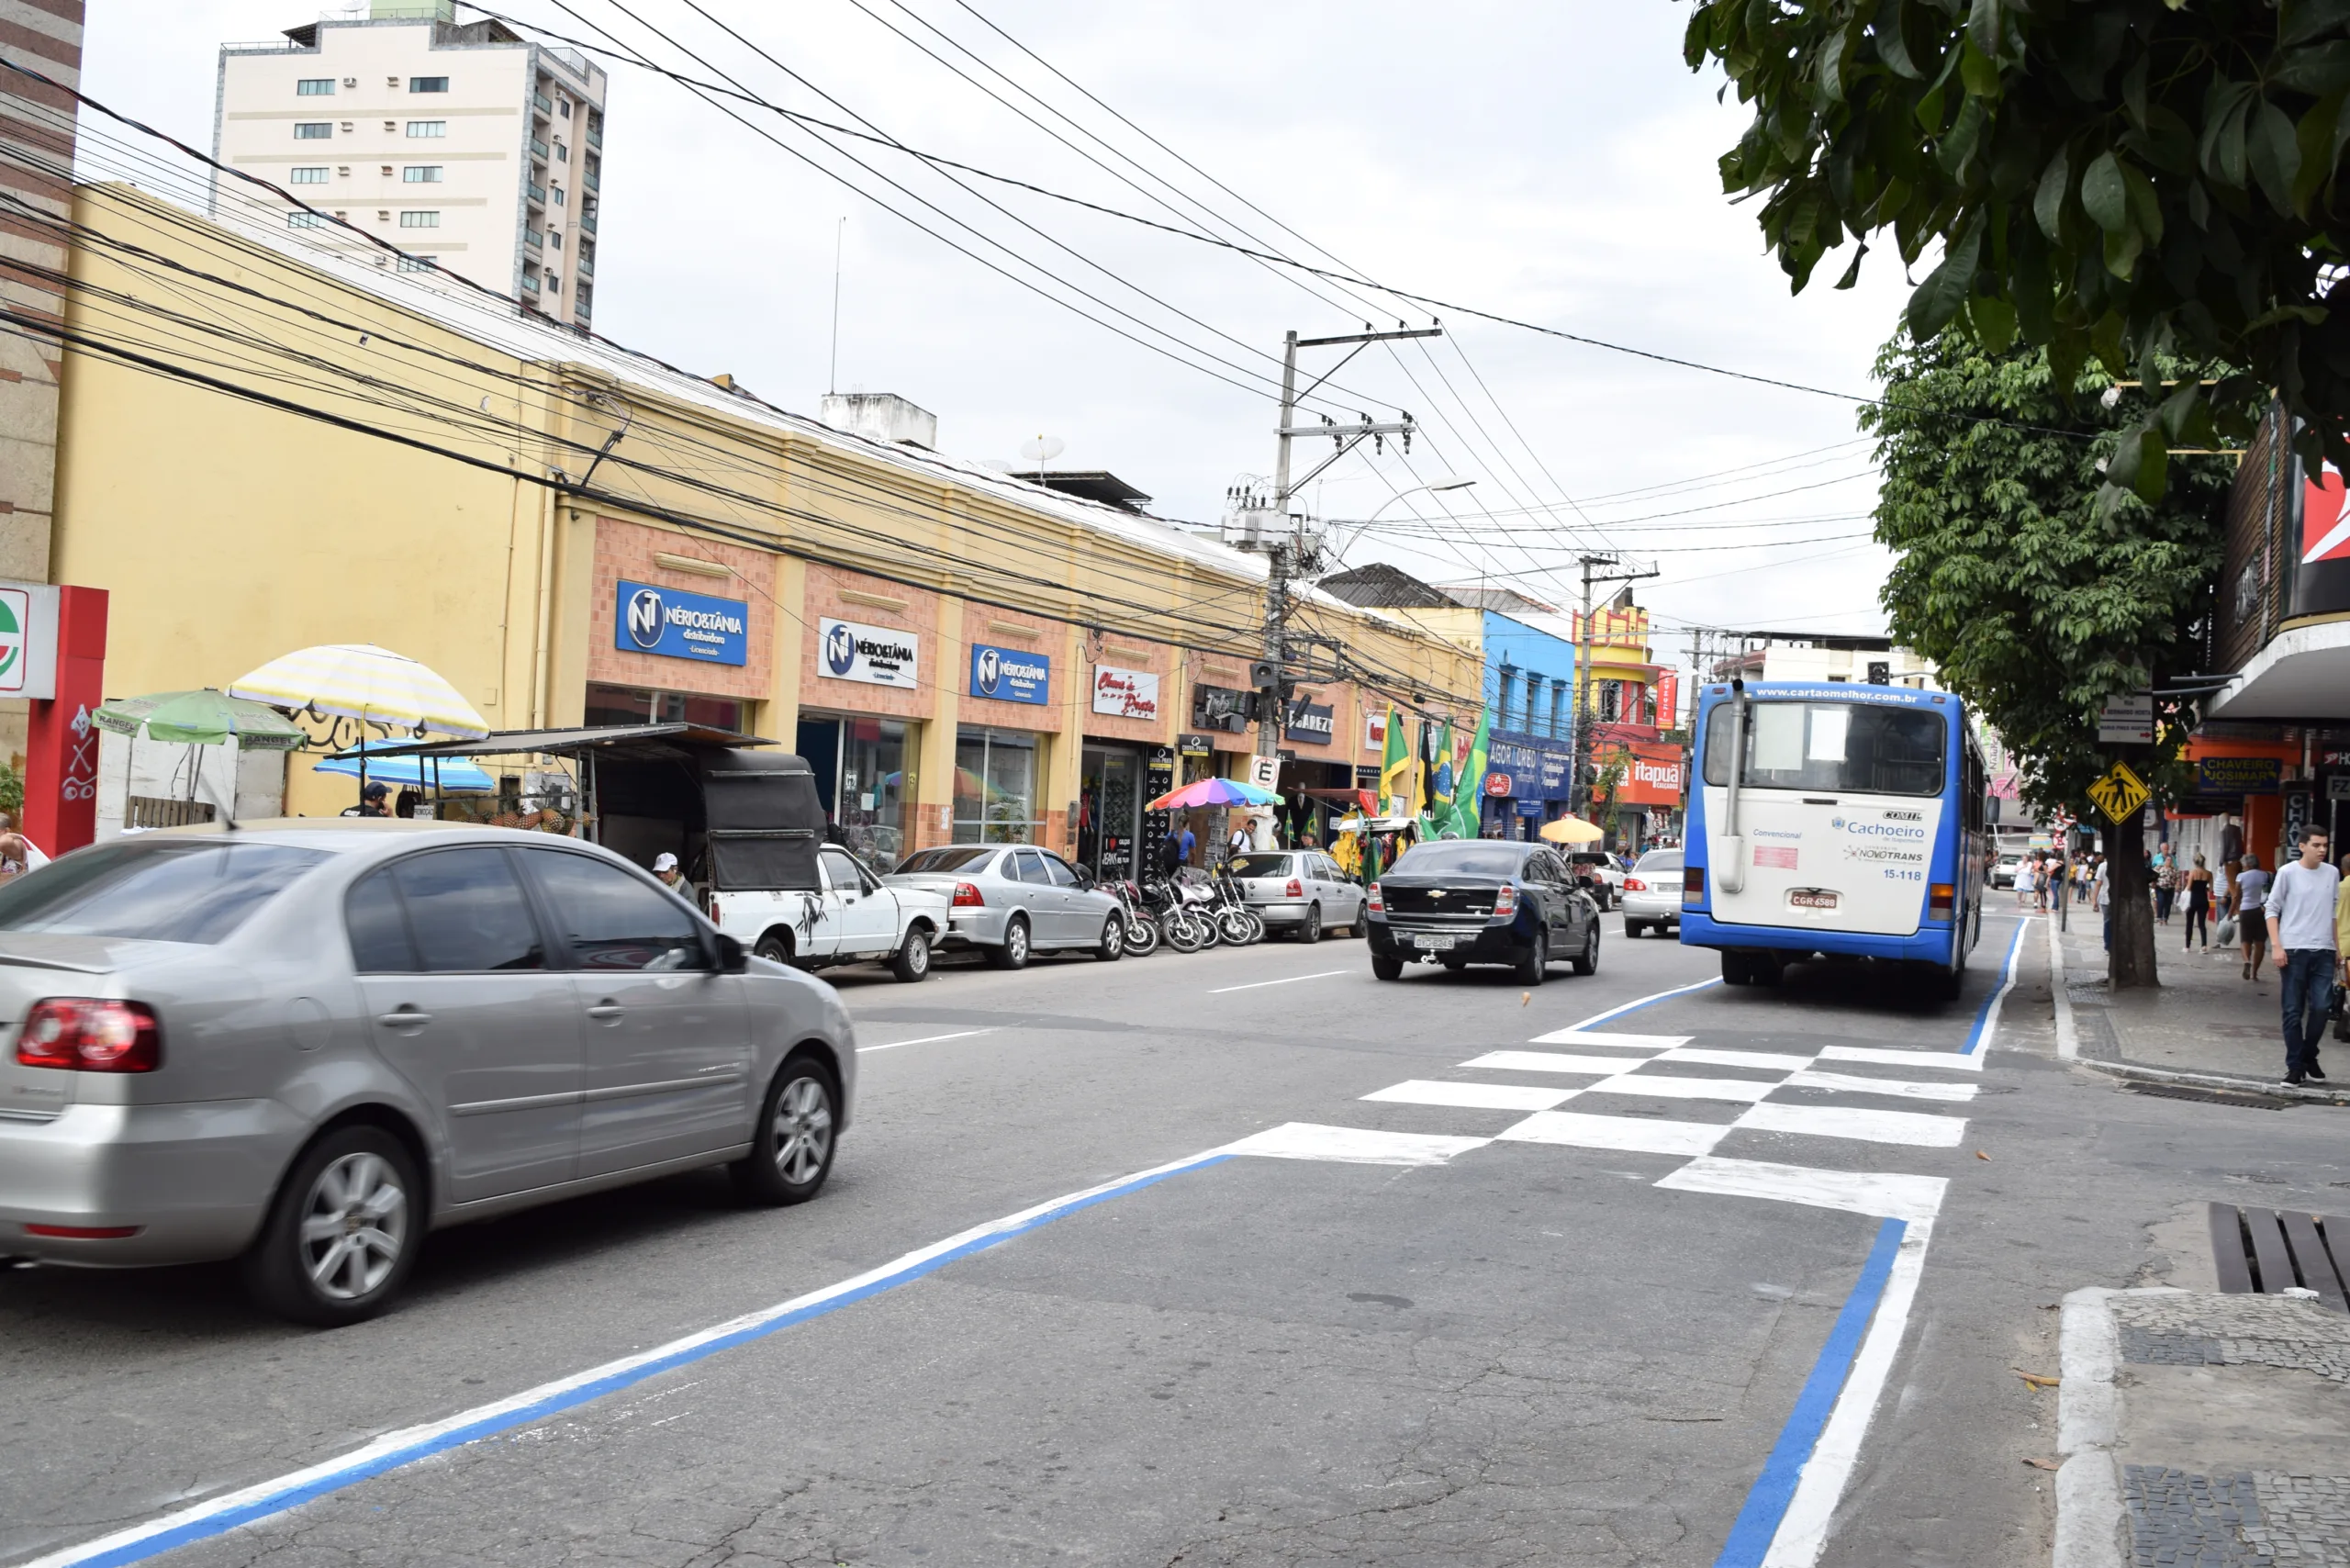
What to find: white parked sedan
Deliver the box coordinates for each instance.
[1227,851,1366,943]
[1618,847,1684,938]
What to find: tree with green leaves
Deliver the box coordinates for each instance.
[1686,0,2350,504]
[1864,331,2232,986]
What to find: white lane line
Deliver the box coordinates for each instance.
[1361,1080,1577,1112]
[1817,1045,1983,1073]
[1495,1109,1729,1156]
[1585,1074,1778,1103]
[1209,969,1352,994]
[1656,1046,1817,1072]
[1221,1122,1492,1165]
[1561,973,1724,1031]
[857,1028,997,1054]
[1460,1049,1658,1076]
[1527,1028,1688,1049]
[20,1143,1231,1568]
[1782,1070,1978,1103]
[1655,1156,1948,1225]
[1759,1218,1936,1567]
[1734,1102,1968,1148]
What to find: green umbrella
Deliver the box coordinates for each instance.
[93,689,307,750]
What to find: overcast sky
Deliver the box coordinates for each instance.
[82,1,1912,678]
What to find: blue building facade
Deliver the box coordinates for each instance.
[1475,610,1580,839]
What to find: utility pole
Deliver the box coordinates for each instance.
[1227,324,1438,843]
[1572,552,1661,824]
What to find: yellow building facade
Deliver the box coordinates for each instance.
[50,183,1481,872]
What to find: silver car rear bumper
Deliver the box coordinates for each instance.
[937,906,1013,947]
[0,1098,304,1267]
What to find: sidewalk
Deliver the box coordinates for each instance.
[2048,897,2350,1104]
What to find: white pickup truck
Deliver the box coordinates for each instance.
[710,843,950,984]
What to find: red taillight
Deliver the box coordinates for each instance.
[1367,882,1384,913]
[1623,876,1646,892]
[24,1224,141,1239]
[1494,884,1517,916]
[1284,878,1304,898]
[1929,882,1955,919]
[17,999,161,1073]
[1683,866,1705,903]
[952,881,985,908]
[708,896,722,923]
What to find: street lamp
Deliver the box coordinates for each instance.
[1325,476,1477,555]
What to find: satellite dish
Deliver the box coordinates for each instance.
[1018,435,1065,468]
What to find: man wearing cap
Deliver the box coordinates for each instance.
[654,852,686,890]
[342,781,392,818]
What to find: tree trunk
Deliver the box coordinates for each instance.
[2106,810,2159,989]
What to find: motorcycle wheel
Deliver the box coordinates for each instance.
[1123,914,1162,957]
[1218,911,1256,945]
[1192,909,1221,947]
[1162,913,1208,954]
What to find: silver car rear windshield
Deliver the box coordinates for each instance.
[1228,853,1293,879]
[1390,844,1525,877]
[0,840,330,944]
[892,846,996,875]
[1701,700,1946,797]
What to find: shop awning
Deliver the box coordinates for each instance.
[354,722,778,764]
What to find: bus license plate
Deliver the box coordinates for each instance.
[1788,890,1839,910]
[1414,934,1459,951]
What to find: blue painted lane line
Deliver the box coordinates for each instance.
[28,1150,1235,1568]
[1963,916,2033,1056]
[1569,974,1725,1032]
[1711,1217,1908,1568]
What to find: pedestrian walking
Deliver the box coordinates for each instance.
[2264,827,2339,1085]
[1226,818,1250,862]
[653,851,686,890]
[2184,854,2213,950]
[2155,854,2178,924]
[2016,855,2036,911]
[2234,852,2272,980]
[1158,828,1183,880]
[1178,821,1197,867]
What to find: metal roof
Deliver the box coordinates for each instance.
[356,722,778,763]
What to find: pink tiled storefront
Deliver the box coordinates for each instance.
[587,516,774,720]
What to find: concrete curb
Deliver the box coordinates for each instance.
[2054,1287,2188,1568]
[2074,1055,2350,1107]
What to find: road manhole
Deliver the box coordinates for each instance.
[2126,1082,2296,1110]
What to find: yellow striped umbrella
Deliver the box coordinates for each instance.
[229,644,490,739]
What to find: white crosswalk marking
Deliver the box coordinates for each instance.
[1361,1080,1575,1112]
[1460,1049,1659,1075]
[1654,1046,1818,1071]
[1496,1109,1727,1156]
[1584,1074,1778,1103]
[1783,1070,1978,1102]
[1525,1029,1686,1049]
[1818,1045,1983,1073]
[1735,1102,1968,1148]
[1222,1123,1493,1165]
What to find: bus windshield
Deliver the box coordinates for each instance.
[1702,699,1946,797]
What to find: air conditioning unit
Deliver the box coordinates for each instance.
[341,77,357,87]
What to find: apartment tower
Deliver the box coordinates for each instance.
[216,1,605,328]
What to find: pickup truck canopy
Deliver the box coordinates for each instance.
[359,723,825,891]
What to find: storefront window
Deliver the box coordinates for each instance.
[954,726,1041,844]
[585,682,742,733]
[834,718,908,871]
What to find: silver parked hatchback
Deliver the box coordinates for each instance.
[0,822,856,1325]
[1618,848,1684,938]
[1228,851,1366,941]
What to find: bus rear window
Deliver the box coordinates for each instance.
[1702,700,1946,797]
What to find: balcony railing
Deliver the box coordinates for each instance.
[583,169,599,192]
[578,207,596,233]
[532,91,553,114]
[527,182,546,204]
[530,137,548,159]
[520,272,540,292]
[575,250,592,276]
[586,125,601,150]
[523,226,543,250]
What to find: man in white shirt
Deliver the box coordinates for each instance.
[2266,826,2342,1085]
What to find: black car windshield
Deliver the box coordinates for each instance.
[1229,854,1293,878]
[1390,843,1527,878]
[0,839,330,944]
[892,846,996,875]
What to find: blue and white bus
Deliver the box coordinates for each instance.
[1680,679,1986,996]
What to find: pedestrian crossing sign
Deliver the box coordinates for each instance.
[2086,760,2149,824]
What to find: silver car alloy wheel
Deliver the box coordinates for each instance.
[770,1074,834,1185]
[1006,921,1029,964]
[298,1151,408,1302]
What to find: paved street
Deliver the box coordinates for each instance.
[6,912,2344,1567]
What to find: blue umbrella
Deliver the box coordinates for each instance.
[316,741,496,791]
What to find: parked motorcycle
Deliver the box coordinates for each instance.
[1208,868,1267,945]
[1142,877,1213,952]
[1110,879,1161,957]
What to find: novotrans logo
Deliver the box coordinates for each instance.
[625,588,665,650]
[825,622,857,676]
[975,646,1002,695]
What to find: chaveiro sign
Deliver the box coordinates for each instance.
[968,642,1050,705]
[819,616,920,689]
[615,579,748,666]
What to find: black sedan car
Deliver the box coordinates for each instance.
[1367,839,1603,983]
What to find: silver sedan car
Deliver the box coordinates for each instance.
[0,822,856,1325]
[1228,850,1367,941]
[882,844,1125,968]
[1618,847,1684,938]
